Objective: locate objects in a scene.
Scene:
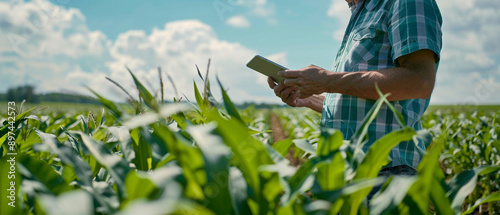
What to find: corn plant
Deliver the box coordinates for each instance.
[0,63,498,215]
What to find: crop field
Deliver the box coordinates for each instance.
[1,70,499,215]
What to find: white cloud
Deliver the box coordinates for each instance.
[238,0,277,24]
[104,19,278,103]
[266,52,288,67]
[0,0,286,104]
[251,0,274,17]
[327,0,350,41]
[226,15,250,28]
[432,0,500,105]
[0,0,113,98]
[0,0,110,58]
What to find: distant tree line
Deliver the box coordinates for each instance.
[0,85,288,108]
[235,102,286,109]
[0,85,100,104]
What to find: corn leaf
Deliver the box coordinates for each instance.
[126,67,159,112]
[273,139,294,157]
[35,130,93,187]
[315,128,345,191]
[187,123,233,215]
[19,155,72,195]
[73,131,130,198]
[216,76,244,124]
[446,165,500,213]
[35,191,93,215]
[349,127,416,214]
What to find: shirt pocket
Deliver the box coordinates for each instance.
[353,28,377,41]
[351,28,377,63]
[344,27,388,71]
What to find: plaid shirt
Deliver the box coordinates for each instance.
[321,0,442,169]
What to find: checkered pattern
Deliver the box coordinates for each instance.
[321,0,442,169]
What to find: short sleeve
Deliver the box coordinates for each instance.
[388,0,442,64]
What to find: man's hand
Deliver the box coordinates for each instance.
[267,77,325,113]
[268,78,306,107]
[279,65,332,98]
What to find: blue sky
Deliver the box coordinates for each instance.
[1,0,499,105]
[67,0,339,69]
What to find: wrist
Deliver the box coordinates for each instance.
[324,71,340,93]
[306,94,325,113]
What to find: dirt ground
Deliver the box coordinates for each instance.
[270,113,300,166]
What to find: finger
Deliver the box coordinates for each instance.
[278,70,302,78]
[297,86,312,96]
[273,81,286,97]
[284,78,300,86]
[280,86,295,99]
[285,91,299,107]
[267,77,276,89]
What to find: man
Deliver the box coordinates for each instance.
[268,0,442,197]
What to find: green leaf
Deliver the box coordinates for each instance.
[350,93,388,148]
[117,182,214,215]
[0,107,36,140]
[349,127,416,213]
[429,173,454,215]
[217,76,244,124]
[369,176,417,215]
[79,115,89,134]
[196,64,204,81]
[375,85,406,127]
[286,157,322,204]
[0,156,21,215]
[187,123,233,215]
[107,126,135,163]
[19,128,41,152]
[194,81,206,111]
[406,134,447,213]
[446,165,500,213]
[272,139,294,157]
[36,191,93,215]
[315,128,345,191]
[88,88,123,120]
[313,177,385,203]
[150,123,205,200]
[354,128,416,180]
[461,192,500,214]
[19,156,72,195]
[316,154,344,192]
[206,109,276,214]
[228,167,253,215]
[146,165,184,188]
[90,181,120,213]
[130,128,153,171]
[292,139,316,156]
[35,130,93,187]
[122,103,190,130]
[72,131,130,198]
[316,128,343,158]
[122,170,160,208]
[62,164,77,184]
[127,67,159,112]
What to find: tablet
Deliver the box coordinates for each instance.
[246,55,288,83]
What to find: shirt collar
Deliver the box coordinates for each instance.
[346,0,357,8]
[346,0,364,12]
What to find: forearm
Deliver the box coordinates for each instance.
[326,66,434,101]
[282,50,437,101]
